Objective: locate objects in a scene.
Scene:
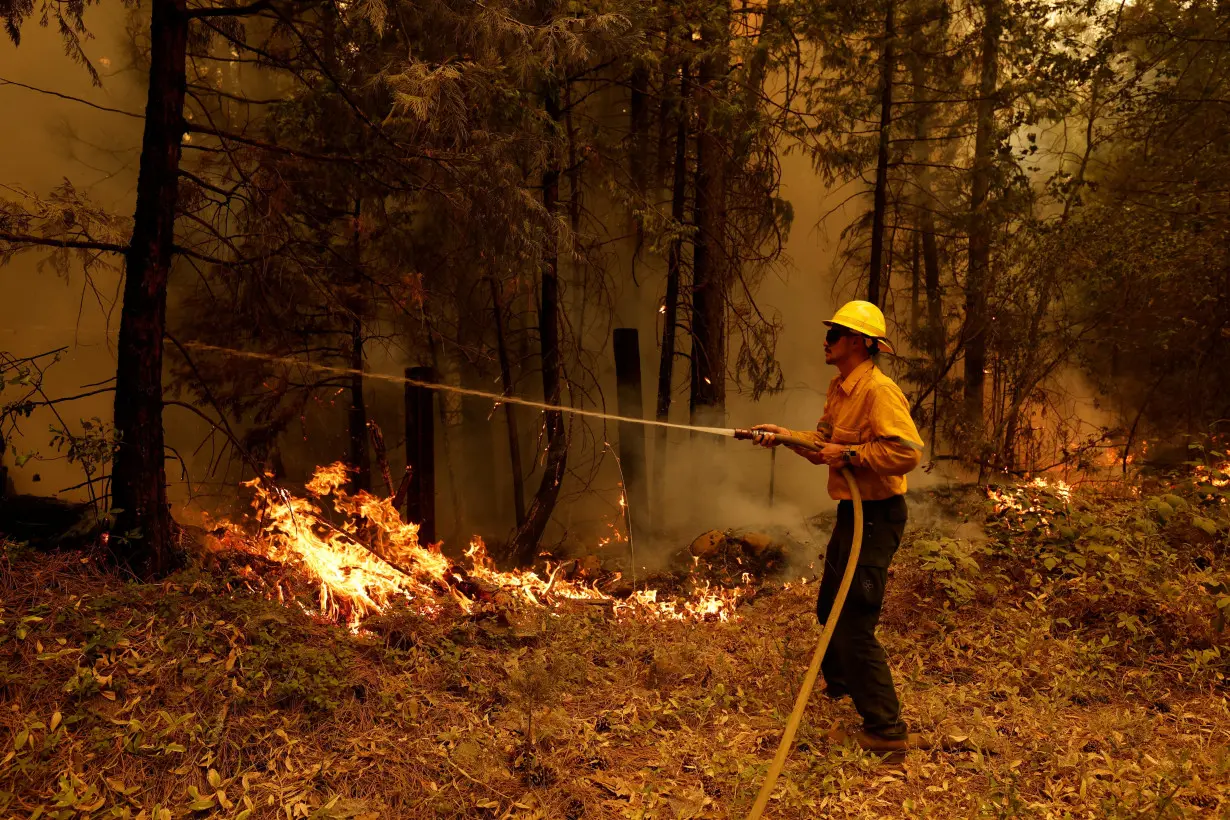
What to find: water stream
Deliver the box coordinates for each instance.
[182,340,737,439]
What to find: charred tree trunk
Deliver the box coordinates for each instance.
[965,0,1001,434]
[629,62,651,204]
[613,329,649,540]
[348,317,371,492]
[911,231,921,334]
[868,0,895,307]
[459,356,499,539]
[907,0,945,360]
[508,84,568,567]
[405,366,436,544]
[347,200,371,493]
[689,8,731,426]
[653,61,689,516]
[923,213,942,355]
[488,274,526,528]
[110,0,189,579]
[654,27,680,192]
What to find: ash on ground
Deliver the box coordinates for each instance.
[561,524,821,600]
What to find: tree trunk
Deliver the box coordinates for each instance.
[1001,394,1023,470]
[689,7,730,426]
[910,230,921,334]
[488,273,526,528]
[923,211,942,355]
[654,26,679,192]
[347,315,371,492]
[906,0,944,359]
[459,357,499,539]
[629,62,650,201]
[110,0,189,579]
[965,0,1001,433]
[347,199,371,493]
[653,61,689,522]
[868,0,895,307]
[508,84,568,566]
[404,366,436,544]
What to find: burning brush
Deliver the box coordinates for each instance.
[209,463,747,629]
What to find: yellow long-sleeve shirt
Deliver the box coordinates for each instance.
[789,360,924,501]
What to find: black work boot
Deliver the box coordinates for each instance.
[852,730,909,753]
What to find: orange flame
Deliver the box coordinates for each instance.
[214,463,745,629]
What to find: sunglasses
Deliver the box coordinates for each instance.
[825,326,854,345]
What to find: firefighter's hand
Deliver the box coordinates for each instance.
[750,424,788,447]
[817,443,849,466]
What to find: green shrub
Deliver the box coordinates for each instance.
[911,537,983,605]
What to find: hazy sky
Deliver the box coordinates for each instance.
[1,5,144,499]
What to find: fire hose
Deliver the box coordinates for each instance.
[732,430,862,820]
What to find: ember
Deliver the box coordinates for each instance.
[212,463,747,629]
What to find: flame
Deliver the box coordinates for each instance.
[213,463,746,629]
[1194,461,1230,489]
[1030,476,1071,503]
[985,475,1070,524]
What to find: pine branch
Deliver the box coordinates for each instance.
[184,124,367,164]
[0,76,143,119]
[187,0,277,19]
[0,231,126,254]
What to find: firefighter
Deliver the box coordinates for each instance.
[752,300,924,752]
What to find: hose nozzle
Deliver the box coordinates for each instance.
[734,427,820,452]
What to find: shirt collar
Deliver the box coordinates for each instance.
[839,359,876,396]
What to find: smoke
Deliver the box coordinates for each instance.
[1,20,960,573]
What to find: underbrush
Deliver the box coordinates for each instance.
[2,467,1229,818]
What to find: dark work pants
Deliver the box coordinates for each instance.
[816,495,908,739]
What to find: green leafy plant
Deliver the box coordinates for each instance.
[912,537,983,605]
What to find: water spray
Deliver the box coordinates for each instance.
[183,341,738,439]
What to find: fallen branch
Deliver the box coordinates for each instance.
[391,467,413,511]
[368,421,395,498]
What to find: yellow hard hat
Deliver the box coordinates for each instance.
[824,300,894,354]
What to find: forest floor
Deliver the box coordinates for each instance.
[3,465,1230,819]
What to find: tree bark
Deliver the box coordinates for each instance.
[653,61,689,522]
[488,273,526,528]
[459,356,499,538]
[654,25,680,193]
[910,230,921,334]
[689,6,731,426]
[508,84,568,566]
[868,0,895,307]
[347,315,371,492]
[347,200,371,493]
[110,0,189,579]
[629,62,650,200]
[404,366,436,544]
[965,0,1001,433]
[907,0,944,360]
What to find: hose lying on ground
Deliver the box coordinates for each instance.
[744,463,863,820]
